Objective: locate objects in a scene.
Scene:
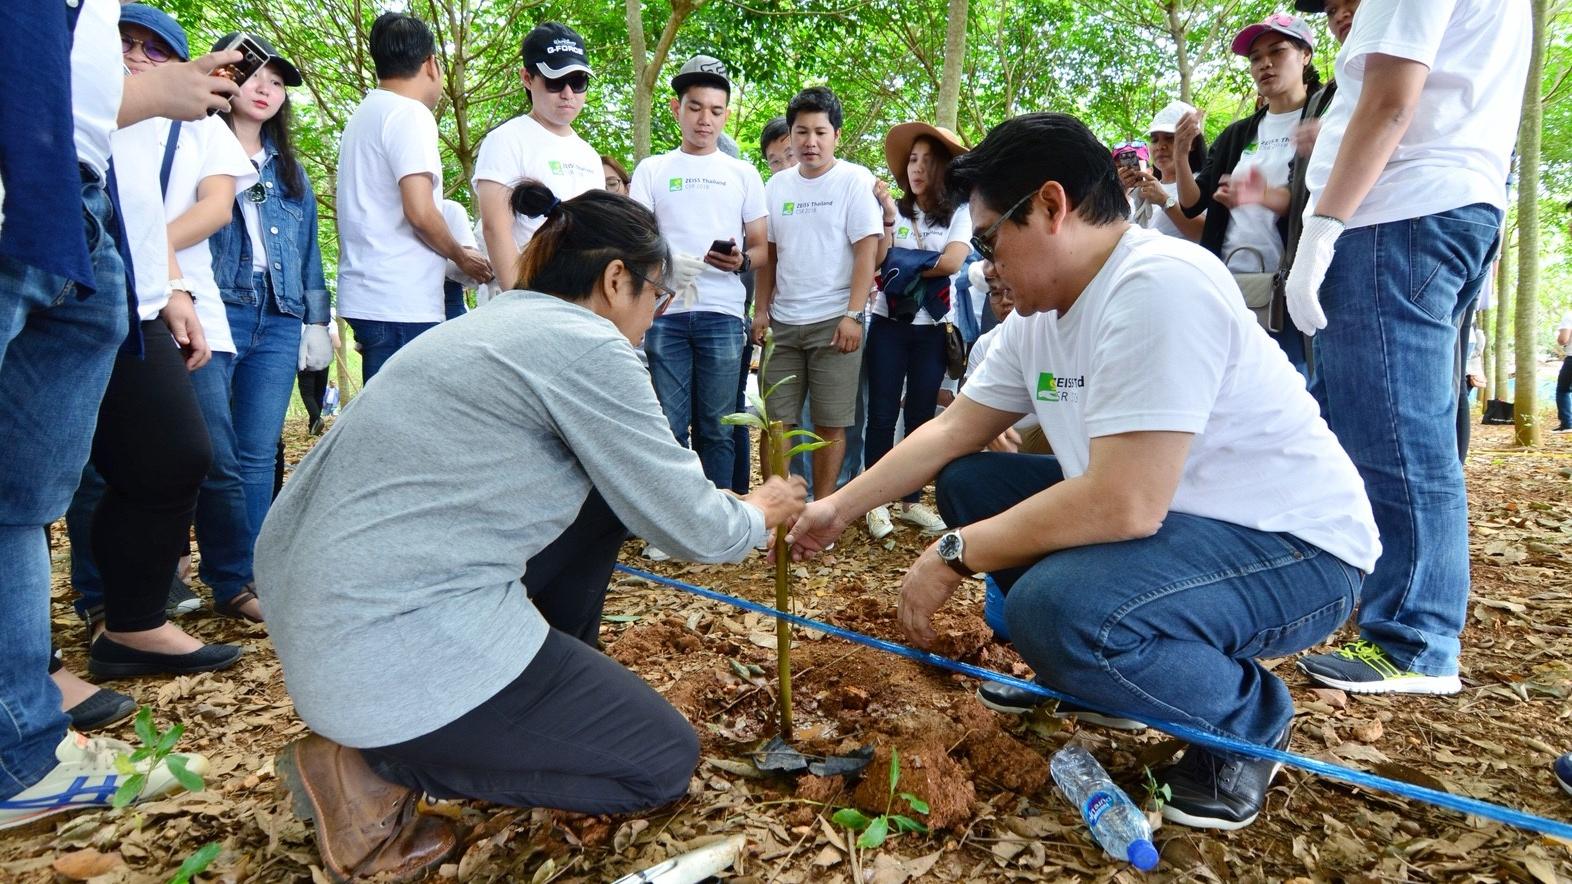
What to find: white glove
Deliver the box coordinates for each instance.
[1284,214,1344,337]
[669,253,706,307]
[299,323,333,371]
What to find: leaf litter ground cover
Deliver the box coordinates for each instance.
[5,422,1572,882]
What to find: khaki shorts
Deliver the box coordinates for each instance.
[762,316,863,428]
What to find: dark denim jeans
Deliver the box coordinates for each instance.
[188,276,302,601]
[443,280,466,321]
[864,316,947,504]
[1312,204,1500,677]
[1556,356,1572,430]
[0,182,126,799]
[645,311,747,488]
[937,453,1360,744]
[347,318,439,384]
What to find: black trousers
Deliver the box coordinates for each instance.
[358,491,700,814]
[90,323,212,631]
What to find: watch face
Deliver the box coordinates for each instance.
[938,532,961,560]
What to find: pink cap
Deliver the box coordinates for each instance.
[1231,12,1316,56]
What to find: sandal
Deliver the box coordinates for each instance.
[214,587,264,624]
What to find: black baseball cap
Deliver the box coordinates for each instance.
[523,22,591,79]
[671,54,731,97]
[210,32,303,86]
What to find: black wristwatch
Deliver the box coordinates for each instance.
[936,530,975,577]
[734,252,752,275]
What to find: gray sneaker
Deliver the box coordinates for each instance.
[166,576,202,618]
[975,682,1144,730]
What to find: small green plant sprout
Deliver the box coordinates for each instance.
[721,327,832,741]
[165,842,222,884]
[830,748,931,849]
[111,706,205,808]
[1140,765,1171,812]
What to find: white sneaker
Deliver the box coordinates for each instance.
[866,506,894,540]
[0,731,209,831]
[896,503,947,534]
[642,544,671,562]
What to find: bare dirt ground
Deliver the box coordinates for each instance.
[4,421,1571,884]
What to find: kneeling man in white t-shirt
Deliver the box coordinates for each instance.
[787,113,1380,832]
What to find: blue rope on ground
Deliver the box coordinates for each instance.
[614,564,1572,841]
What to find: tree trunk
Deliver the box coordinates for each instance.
[1493,237,1514,402]
[935,0,969,131]
[1514,0,1547,447]
[1166,0,1193,105]
[624,0,653,162]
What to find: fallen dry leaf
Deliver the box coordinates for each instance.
[50,848,121,880]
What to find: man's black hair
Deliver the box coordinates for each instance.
[760,116,790,155]
[786,87,843,131]
[946,112,1128,228]
[369,12,435,80]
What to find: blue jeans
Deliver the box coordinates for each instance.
[189,280,302,601]
[864,316,947,504]
[0,182,126,799]
[1556,356,1572,430]
[1312,204,1500,677]
[347,318,439,384]
[938,453,1360,744]
[645,311,747,488]
[444,280,467,321]
[1270,327,1308,382]
[730,339,753,493]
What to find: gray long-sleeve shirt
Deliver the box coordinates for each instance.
[254,291,765,747]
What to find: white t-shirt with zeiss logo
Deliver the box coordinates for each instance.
[873,204,972,326]
[629,149,767,319]
[337,89,446,323]
[1222,110,1296,273]
[472,114,603,248]
[1307,0,1530,230]
[765,160,885,326]
[963,226,1381,573]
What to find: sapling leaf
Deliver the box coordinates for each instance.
[899,792,930,815]
[166,755,205,793]
[167,841,222,884]
[780,428,823,443]
[785,441,834,459]
[745,390,770,424]
[133,707,156,746]
[831,808,873,831]
[762,374,797,404]
[889,748,901,797]
[890,815,929,834]
[111,773,146,808]
[856,815,890,849]
[720,412,765,430]
[114,756,137,776]
[760,329,776,376]
[154,721,185,756]
[129,747,153,763]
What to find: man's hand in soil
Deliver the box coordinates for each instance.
[744,475,808,532]
[899,545,965,649]
[785,498,850,560]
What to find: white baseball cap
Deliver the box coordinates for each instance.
[1148,99,1197,136]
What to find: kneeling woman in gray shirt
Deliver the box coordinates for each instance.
[256,181,806,882]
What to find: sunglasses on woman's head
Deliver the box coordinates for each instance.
[542,73,590,94]
[122,36,175,63]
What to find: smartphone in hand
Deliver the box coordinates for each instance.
[214,33,271,89]
[709,238,738,256]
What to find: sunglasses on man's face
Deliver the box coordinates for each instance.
[542,73,590,94]
[122,36,175,63]
[971,190,1037,263]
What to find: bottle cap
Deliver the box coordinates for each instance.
[1128,839,1159,871]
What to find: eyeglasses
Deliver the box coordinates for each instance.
[628,266,677,316]
[971,190,1037,263]
[122,36,175,63]
[542,73,590,94]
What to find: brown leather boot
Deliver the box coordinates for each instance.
[278,734,457,882]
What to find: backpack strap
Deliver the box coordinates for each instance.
[159,119,181,197]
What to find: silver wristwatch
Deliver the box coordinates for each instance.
[937,530,974,577]
[845,309,866,324]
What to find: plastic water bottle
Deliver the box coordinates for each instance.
[1050,744,1159,872]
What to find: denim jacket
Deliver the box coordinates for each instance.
[208,137,330,323]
